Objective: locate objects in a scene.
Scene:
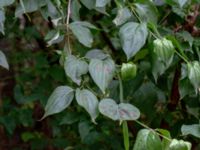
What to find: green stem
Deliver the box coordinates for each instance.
[174,50,189,64]
[158,10,171,25]
[135,120,172,142]
[129,5,142,23]
[20,0,31,21]
[118,74,124,103]
[118,74,129,150]
[123,121,130,150]
[114,0,122,8]
[150,31,159,39]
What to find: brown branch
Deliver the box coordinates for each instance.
[168,65,181,111]
[174,4,200,36]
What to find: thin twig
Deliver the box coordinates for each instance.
[118,74,124,103]
[66,0,72,55]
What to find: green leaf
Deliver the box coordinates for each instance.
[176,31,193,47]
[181,124,200,139]
[46,31,64,46]
[89,58,115,93]
[21,132,37,142]
[113,7,132,26]
[71,0,81,21]
[80,0,108,15]
[95,0,110,7]
[75,88,99,123]
[179,63,195,98]
[168,139,191,150]
[64,55,88,85]
[60,112,79,125]
[0,0,15,7]
[99,98,140,121]
[153,0,165,6]
[78,121,92,142]
[69,21,96,47]
[135,3,158,24]
[0,9,5,34]
[156,129,172,150]
[15,0,47,17]
[187,61,200,94]
[0,50,9,69]
[177,0,187,7]
[85,49,109,60]
[80,0,95,10]
[152,38,174,80]
[133,129,162,150]
[119,22,148,60]
[42,86,74,119]
[166,35,186,58]
[153,38,174,66]
[179,78,194,99]
[165,0,187,8]
[0,116,16,135]
[40,1,60,19]
[121,62,137,81]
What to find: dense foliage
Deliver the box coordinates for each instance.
[0,0,200,149]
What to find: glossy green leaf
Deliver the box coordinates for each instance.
[156,129,172,150]
[99,98,140,121]
[121,62,137,81]
[119,22,148,60]
[89,58,115,93]
[75,88,99,122]
[152,38,174,80]
[133,129,162,150]
[42,86,74,119]
[113,7,132,26]
[168,139,191,150]
[69,21,96,47]
[0,50,9,69]
[187,61,200,94]
[64,55,88,85]
[153,38,174,66]
[181,124,200,138]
